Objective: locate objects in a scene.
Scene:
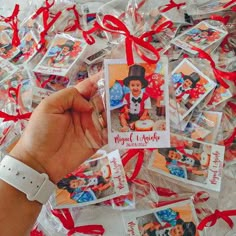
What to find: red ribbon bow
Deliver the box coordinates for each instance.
[32,0,61,46]
[97,15,160,65]
[0,111,32,122]
[121,149,144,182]
[66,5,95,45]
[32,0,54,27]
[223,0,236,9]
[227,101,236,113]
[191,46,236,88]
[193,191,210,203]
[0,4,20,47]
[223,127,236,146]
[0,85,32,122]
[210,15,230,25]
[159,0,186,13]
[198,209,236,230]
[52,209,105,236]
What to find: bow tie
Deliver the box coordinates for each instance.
[163,229,170,236]
[132,97,142,103]
[179,86,185,92]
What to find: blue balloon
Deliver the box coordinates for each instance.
[110,82,124,107]
[167,164,186,178]
[171,73,184,83]
[187,28,201,35]
[155,62,162,74]
[47,46,61,57]
[155,209,178,226]
[71,188,97,203]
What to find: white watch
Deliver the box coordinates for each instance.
[0,155,55,204]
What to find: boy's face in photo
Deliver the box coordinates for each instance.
[61,46,70,54]
[170,224,184,236]
[70,179,85,189]
[168,150,181,160]
[183,78,193,89]
[129,80,142,97]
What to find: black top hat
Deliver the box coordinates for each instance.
[123,64,148,88]
[183,72,200,88]
[61,40,74,51]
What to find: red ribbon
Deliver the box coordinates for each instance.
[0,85,32,122]
[193,191,210,203]
[96,15,160,65]
[32,0,62,46]
[159,0,186,13]
[198,209,236,230]
[32,0,54,27]
[41,75,56,88]
[121,149,144,182]
[227,101,236,113]
[51,209,105,236]
[210,15,230,25]
[30,227,44,236]
[0,4,20,47]
[150,20,173,35]
[0,111,32,122]
[191,46,236,88]
[223,0,236,8]
[66,5,95,45]
[224,127,236,146]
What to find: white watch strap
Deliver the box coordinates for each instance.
[0,155,55,204]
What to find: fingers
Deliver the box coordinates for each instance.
[80,112,104,149]
[75,71,103,99]
[39,87,93,114]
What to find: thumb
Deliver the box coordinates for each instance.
[39,87,93,114]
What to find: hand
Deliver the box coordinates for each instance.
[10,73,106,183]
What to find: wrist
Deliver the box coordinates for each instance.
[9,145,54,183]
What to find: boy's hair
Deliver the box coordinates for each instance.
[57,175,77,193]
[201,28,215,36]
[61,40,75,51]
[176,219,196,236]
[158,148,176,161]
[183,72,200,88]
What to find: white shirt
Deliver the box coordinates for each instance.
[155,227,172,236]
[87,177,99,186]
[175,84,190,100]
[123,92,151,114]
[177,149,196,167]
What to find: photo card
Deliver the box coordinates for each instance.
[0,24,20,60]
[11,31,38,65]
[0,57,18,82]
[169,58,216,123]
[105,58,170,149]
[33,34,86,76]
[0,69,33,112]
[53,150,129,208]
[148,134,225,192]
[205,84,232,109]
[124,199,202,236]
[171,21,227,55]
[183,111,222,143]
